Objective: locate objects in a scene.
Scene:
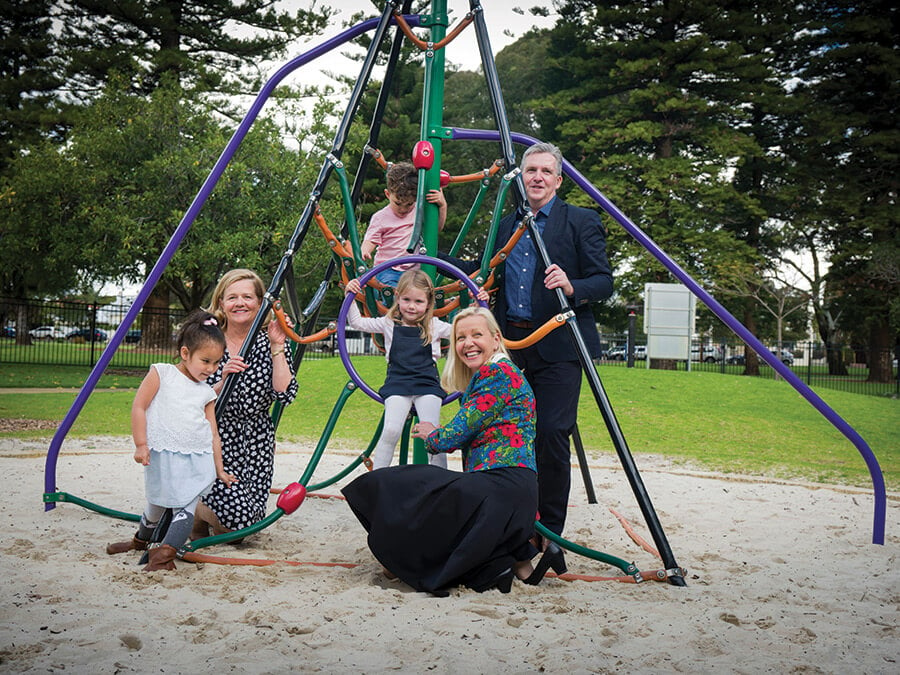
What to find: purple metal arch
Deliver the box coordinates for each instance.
[42,15,422,510]
[337,255,488,403]
[449,127,886,546]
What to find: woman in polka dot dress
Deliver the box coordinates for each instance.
[191,269,298,538]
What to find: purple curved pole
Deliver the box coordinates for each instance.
[449,127,886,545]
[336,255,487,402]
[42,15,422,510]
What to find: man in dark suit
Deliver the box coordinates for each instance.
[444,142,614,553]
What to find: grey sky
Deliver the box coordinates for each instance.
[276,2,556,81]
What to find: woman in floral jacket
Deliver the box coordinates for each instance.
[342,307,541,596]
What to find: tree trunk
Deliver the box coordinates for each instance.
[742,306,760,376]
[825,342,849,376]
[15,302,31,346]
[650,358,677,370]
[866,319,893,384]
[142,284,172,350]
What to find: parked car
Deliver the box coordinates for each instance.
[605,345,646,361]
[29,325,67,340]
[691,345,724,363]
[1,326,16,338]
[605,346,625,360]
[776,348,794,365]
[125,329,142,344]
[729,349,794,366]
[66,327,108,342]
[344,330,378,355]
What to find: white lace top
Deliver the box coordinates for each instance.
[146,363,217,455]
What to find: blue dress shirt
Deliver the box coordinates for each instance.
[504,197,556,322]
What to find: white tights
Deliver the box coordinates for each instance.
[372,394,446,469]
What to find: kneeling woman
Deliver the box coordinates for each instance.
[342,307,540,595]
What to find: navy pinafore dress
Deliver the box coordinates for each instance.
[378,325,445,399]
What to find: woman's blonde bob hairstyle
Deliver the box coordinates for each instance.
[441,306,510,393]
[205,268,266,331]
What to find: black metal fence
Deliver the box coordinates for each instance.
[596,335,899,398]
[0,296,369,370]
[2,297,897,397]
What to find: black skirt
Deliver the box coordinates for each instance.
[342,464,538,595]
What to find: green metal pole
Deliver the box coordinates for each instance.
[412,2,449,465]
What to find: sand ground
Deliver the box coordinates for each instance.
[1,436,897,674]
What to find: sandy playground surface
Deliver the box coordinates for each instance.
[1,435,898,674]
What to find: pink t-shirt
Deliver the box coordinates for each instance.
[363,204,417,271]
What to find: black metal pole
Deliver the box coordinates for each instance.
[627,308,636,368]
[571,424,597,504]
[528,220,686,586]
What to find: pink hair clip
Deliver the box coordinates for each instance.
[203,317,218,326]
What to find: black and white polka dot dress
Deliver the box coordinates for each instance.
[203,331,298,530]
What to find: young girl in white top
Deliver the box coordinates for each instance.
[106,310,237,570]
[345,269,487,470]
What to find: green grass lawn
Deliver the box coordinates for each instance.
[1,360,897,490]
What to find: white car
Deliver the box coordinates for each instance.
[28,325,66,340]
[605,345,646,360]
[691,345,724,363]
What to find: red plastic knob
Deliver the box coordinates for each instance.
[412,141,435,170]
[439,169,451,188]
[276,482,307,515]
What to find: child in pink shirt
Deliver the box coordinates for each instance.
[362,162,446,288]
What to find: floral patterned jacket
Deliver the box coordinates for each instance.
[425,355,536,473]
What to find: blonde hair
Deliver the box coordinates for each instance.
[441,306,510,393]
[206,268,265,331]
[387,269,437,346]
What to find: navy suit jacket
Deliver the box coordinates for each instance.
[444,198,613,362]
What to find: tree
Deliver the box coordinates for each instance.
[53,0,332,102]
[1,78,331,344]
[0,0,69,175]
[1,0,334,345]
[788,0,899,382]
[529,1,762,367]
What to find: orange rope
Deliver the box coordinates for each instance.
[365,145,389,170]
[272,301,336,345]
[609,508,662,559]
[446,160,504,184]
[181,551,359,569]
[392,11,473,51]
[437,225,526,295]
[179,553,673,582]
[503,314,568,350]
[313,208,352,259]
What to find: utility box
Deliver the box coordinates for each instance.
[644,283,695,361]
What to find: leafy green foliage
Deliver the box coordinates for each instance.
[787,0,899,381]
[55,0,333,100]
[0,0,70,175]
[0,77,331,311]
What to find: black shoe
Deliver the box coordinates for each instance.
[472,568,514,594]
[524,542,567,585]
[492,568,514,593]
